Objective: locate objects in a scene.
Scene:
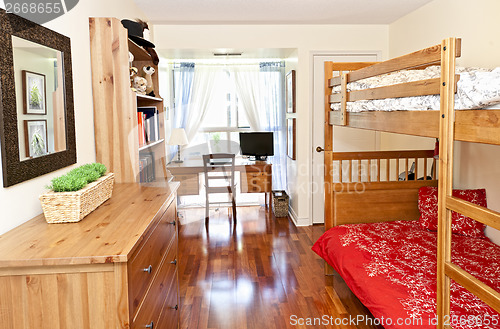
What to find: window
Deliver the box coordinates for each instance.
[171,61,285,172]
[200,70,250,131]
[188,69,251,151]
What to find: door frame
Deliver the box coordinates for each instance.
[308,51,381,225]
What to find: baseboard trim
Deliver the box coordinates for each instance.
[288,206,309,227]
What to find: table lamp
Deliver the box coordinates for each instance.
[168,128,188,163]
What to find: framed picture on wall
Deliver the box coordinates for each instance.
[24,120,48,158]
[287,118,296,159]
[286,70,296,113]
[22,70,47,115]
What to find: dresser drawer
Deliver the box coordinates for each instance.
[132,242,178,329]
[128,201,177,317]
[156,274,179,329]
[240,172,271,193]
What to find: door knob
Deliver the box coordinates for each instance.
[316,146,325,153]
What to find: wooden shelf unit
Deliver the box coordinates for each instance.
[89,17,166,183]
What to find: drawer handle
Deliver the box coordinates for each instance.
[146,321,154,328]
[143,265,153,274]
[169,220,176,226]
[171,304,178,310]
[170,259,177,265]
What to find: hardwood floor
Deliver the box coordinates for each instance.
[177,206,382,329]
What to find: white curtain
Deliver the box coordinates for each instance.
[172,63,195,129]
[260,62,286,190]
[171,63,195,161]
[184,66,218,142]
[233,66,263,131]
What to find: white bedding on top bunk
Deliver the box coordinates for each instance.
[330,66,500,112]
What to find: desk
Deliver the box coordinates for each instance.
[167,159,272,207]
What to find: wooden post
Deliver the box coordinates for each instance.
[340,73,348,126]
[424,157,428,180]
[437,37,457,329]
[324,61,335,276]
[377,159,381,182]
[386,159,390,181]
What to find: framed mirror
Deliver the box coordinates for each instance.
[0,9,76,187]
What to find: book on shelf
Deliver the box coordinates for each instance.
[137,106,160,146]
[137,112,145,145]
[139,152,155,182]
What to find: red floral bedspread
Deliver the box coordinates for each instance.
[312,220,500,329]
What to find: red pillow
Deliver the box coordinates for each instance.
[418,186,487,238]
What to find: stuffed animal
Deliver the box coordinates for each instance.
[128,51,140,91]
[141,65,156,97]
[133,76,147,95]
[130,66,138,86]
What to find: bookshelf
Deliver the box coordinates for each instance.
[89,17,166,183]
[139,139,165,152]
[137,94,163,102]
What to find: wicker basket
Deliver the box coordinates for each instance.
[39,173,115,224]
[272,190,289,218]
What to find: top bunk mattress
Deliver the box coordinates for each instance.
[312,220,500,329]
[330,66,500,112]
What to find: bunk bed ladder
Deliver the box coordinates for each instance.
[437,37,500,329]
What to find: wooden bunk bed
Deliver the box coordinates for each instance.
[317,38,500,328]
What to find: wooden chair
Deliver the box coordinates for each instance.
[202,153,237,224]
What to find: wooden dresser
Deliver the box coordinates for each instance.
[0,183,180,329]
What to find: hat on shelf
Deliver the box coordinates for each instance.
[120,19,155,48]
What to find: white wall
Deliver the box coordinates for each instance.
[389,0,500,243]
[0,0,147,234]
[153,24,389,223]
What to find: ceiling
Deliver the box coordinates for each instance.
[133,0,432,25]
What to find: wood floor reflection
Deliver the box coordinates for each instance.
[177,206,382,329]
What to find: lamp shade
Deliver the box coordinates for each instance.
[168,128,188,145]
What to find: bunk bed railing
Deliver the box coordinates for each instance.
[327,39,462,131]
[329,76,459,103]
[331,149,436,186]
[329,39,461,86]
[326,150,438,228]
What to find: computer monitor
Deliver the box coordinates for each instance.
[239,132,274,161]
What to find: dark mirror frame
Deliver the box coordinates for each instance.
[0,9,76,187]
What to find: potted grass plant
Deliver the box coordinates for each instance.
[39,163,115,223]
